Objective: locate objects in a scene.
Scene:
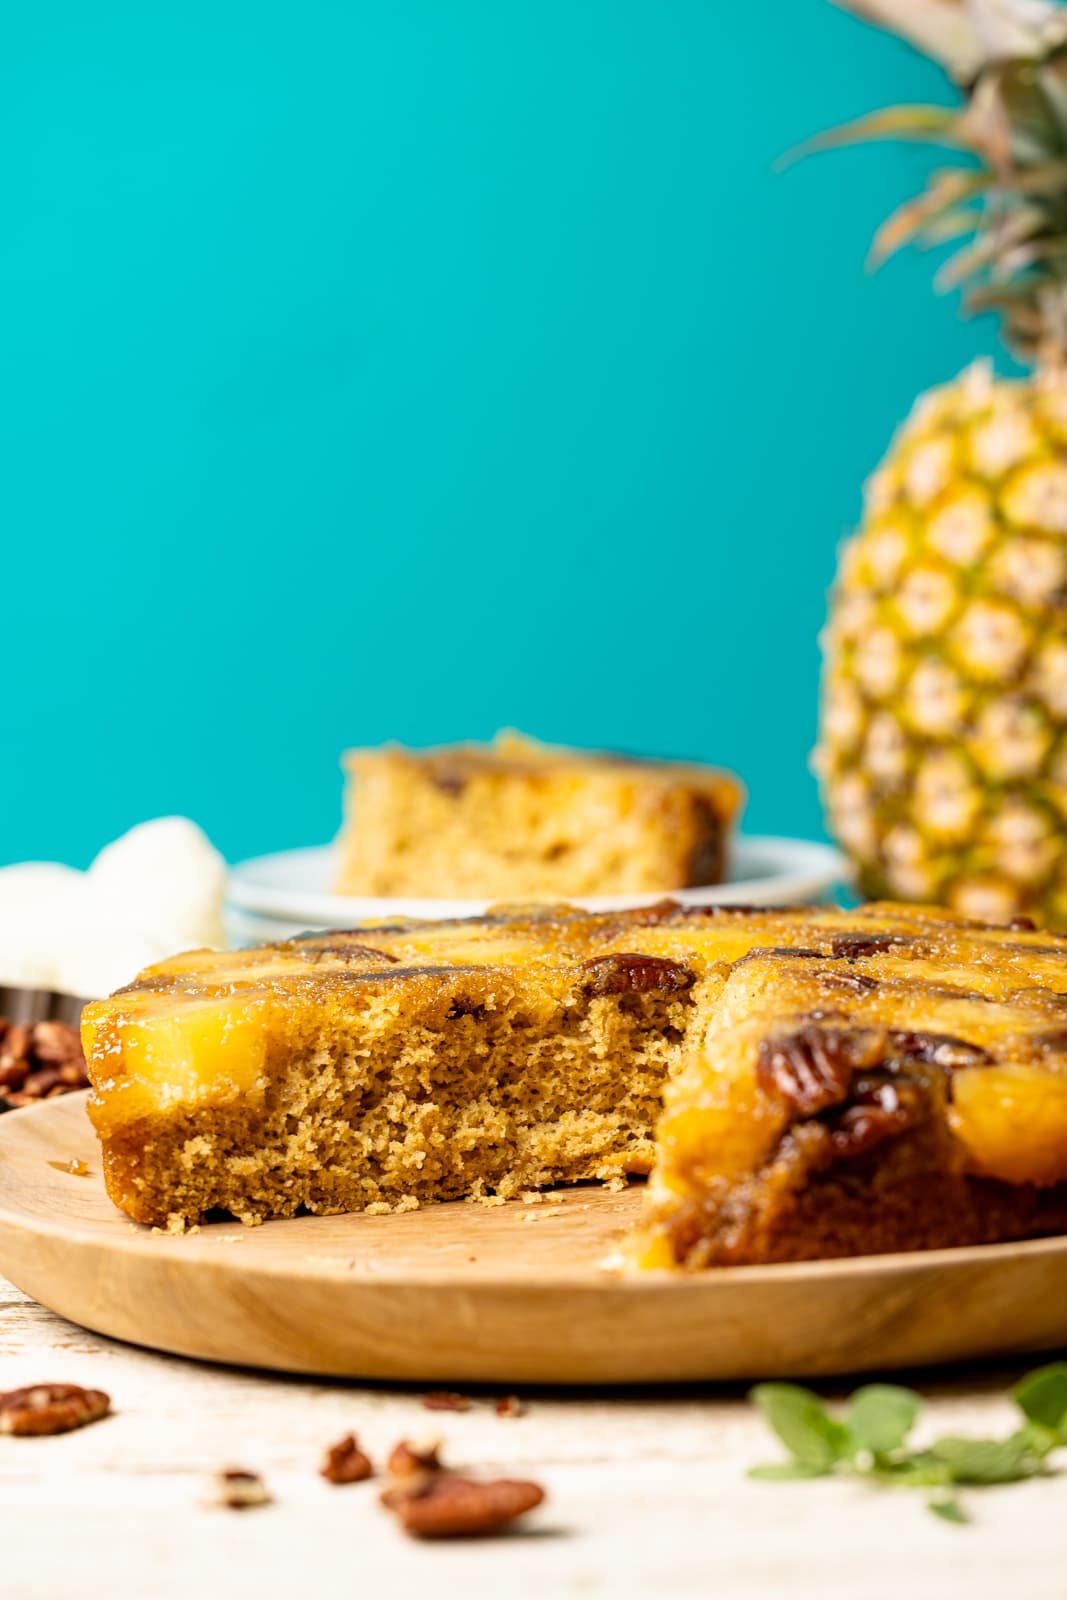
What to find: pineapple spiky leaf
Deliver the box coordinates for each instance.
[869,171,990,265]
[815,0,1067,923]
[802,4,1067,362]
[781,106,969,171]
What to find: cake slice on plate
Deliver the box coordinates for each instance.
[82,901,1067,1258]
[335,731,744,899]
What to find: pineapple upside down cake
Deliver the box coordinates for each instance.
[82,900,1067,1264]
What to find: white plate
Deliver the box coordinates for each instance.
[227,836,846,941]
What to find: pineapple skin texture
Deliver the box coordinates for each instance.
[818,362,1067,925]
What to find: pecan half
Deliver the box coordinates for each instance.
[580,952,694,996]
[208,1468,272,1510]
[381,1438,544,1537]
[422,1391,471,1412]
[757,1025,885,1116]
[320,1433,373,1484]
[387,1474,545,1539]
[826,1081,925,1163]
[0,1383,110,1436]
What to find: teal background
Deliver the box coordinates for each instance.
[4,2,1001,868]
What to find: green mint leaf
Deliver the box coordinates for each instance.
[846,1384,922,1456]
[1017,1420,1059,1458]
[1014,1364,1067,1432]
[928,1494,969,1524]
[929,1431,1044,1486]
[749,1384,849,1470]
[749,1461,832,1481]
[875,1451,953,1489]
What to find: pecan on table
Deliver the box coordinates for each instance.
[421,1391,471,1413]
[207,1468,272,1510]
[320,1433,374,1484]
[381,1439,544,1539]
[0,1383,110,1436]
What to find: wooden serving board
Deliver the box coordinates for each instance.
[2,1093,1067,1384]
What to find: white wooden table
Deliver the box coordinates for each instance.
[3,1274,1065,1600]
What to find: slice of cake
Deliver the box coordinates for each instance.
[82,901,1067,1258]
[629,905,1067,1266]
[334,732,744,899]
[81,902,730,1226]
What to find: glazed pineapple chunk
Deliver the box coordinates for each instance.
[951,1066,1067,1187]
[82,899,1067,1257]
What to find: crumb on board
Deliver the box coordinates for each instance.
[153,1215,201,1237]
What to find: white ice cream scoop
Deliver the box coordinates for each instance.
[0,818,226,998]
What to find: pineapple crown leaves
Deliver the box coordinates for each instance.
[799,0,1067,364]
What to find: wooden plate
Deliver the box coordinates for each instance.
[3,1093,1067,1385]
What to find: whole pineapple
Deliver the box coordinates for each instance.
[817,0,1067,923]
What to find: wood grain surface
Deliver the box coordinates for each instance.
[4,1272,1067,1600]
[3,1094,1067,1384]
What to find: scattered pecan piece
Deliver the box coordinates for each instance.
[320,1433,373,1484]
[580,952,694,996]
[208,1468,272,1510]
[381,1439,544,1539]
[388,1474,545,1539]
[422,1390,471,1412]
[495,1395,526,1418]
[0,1383,110,1436]
[384,1438,442,1491]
